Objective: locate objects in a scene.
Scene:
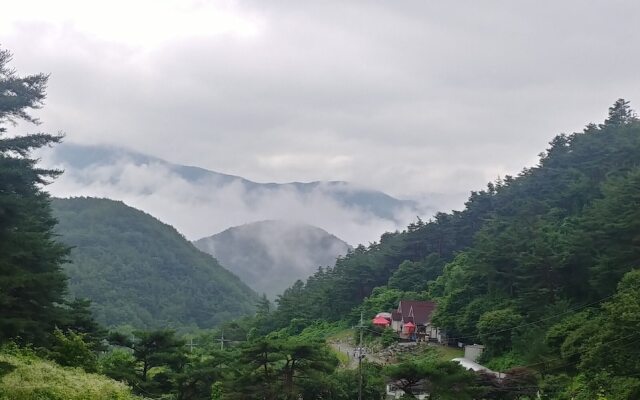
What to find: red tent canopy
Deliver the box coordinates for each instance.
[372,316,390,327]
[403,321,416,333]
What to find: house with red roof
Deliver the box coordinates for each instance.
[391,300,442,342]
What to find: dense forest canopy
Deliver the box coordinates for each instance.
[52,197,258,329]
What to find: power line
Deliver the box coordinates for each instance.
[519,331,640,371]
[444,293,617,343]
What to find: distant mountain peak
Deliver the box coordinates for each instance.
[194,219,351,299]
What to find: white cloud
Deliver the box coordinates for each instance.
[0,0,263,46]
[4,0,640,211]
[45,157,413,244]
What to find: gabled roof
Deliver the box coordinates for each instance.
[391,310,402,321]
[397,300,437,325]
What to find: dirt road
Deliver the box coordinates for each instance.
[330,341,388,369]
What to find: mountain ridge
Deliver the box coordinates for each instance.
[42,143,428,245]
[48,142,418,221]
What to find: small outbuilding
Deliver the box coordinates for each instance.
[403,321,416,334]
[373,316,391,327]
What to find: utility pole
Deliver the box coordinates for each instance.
[216,332,229,350]
[186,337,198,353]
[356,311,365,400]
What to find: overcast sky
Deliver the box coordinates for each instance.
[3,0,640,203]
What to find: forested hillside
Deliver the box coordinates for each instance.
[52,197,258,329]
[266,99,640,398]
[274,100,639,323]
[271,174,490,325]
[194,220,350,298]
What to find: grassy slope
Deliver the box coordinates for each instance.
[433,345,464,361]
[0,350,140,400]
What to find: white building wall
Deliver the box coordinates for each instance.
[464,344,485,362]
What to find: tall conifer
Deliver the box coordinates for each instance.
[0,47,68,344]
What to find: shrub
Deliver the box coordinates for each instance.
[0,349,139,400]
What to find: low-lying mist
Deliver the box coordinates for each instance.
[44,153,424,246]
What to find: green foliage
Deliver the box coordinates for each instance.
[0,49,47,128]
[293,321,348,342]
[222,336,339,400]
[327,361,385,400]
[566,373,640,400]
[571,168,640,296]
[59,298,108,351]
[532,269,640,398]
[381,327,398,347]
[384,358,480,399]
[477,308,523,357]
[355,286,425,324]
[106,329,187,396]
[538,373,572,400]
[173,351,230,400]
[210,381,223,400]
[131,329,186,382]
[0,47,68,346]
[576,271,640,394]
[52,197,258,329]
[98,349,138,385]
[253,294,280,335]
[0,347,139,400]
[482,351,525,372]
[389,254,445,292]
[545,310,597,367]
[602,98,638,127]
[49,328,98,372]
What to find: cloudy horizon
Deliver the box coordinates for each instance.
[40,143,424,244]
[3,1,640,223]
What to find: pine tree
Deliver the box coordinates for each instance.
[602,98,638,127]
[0,47,68,344]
